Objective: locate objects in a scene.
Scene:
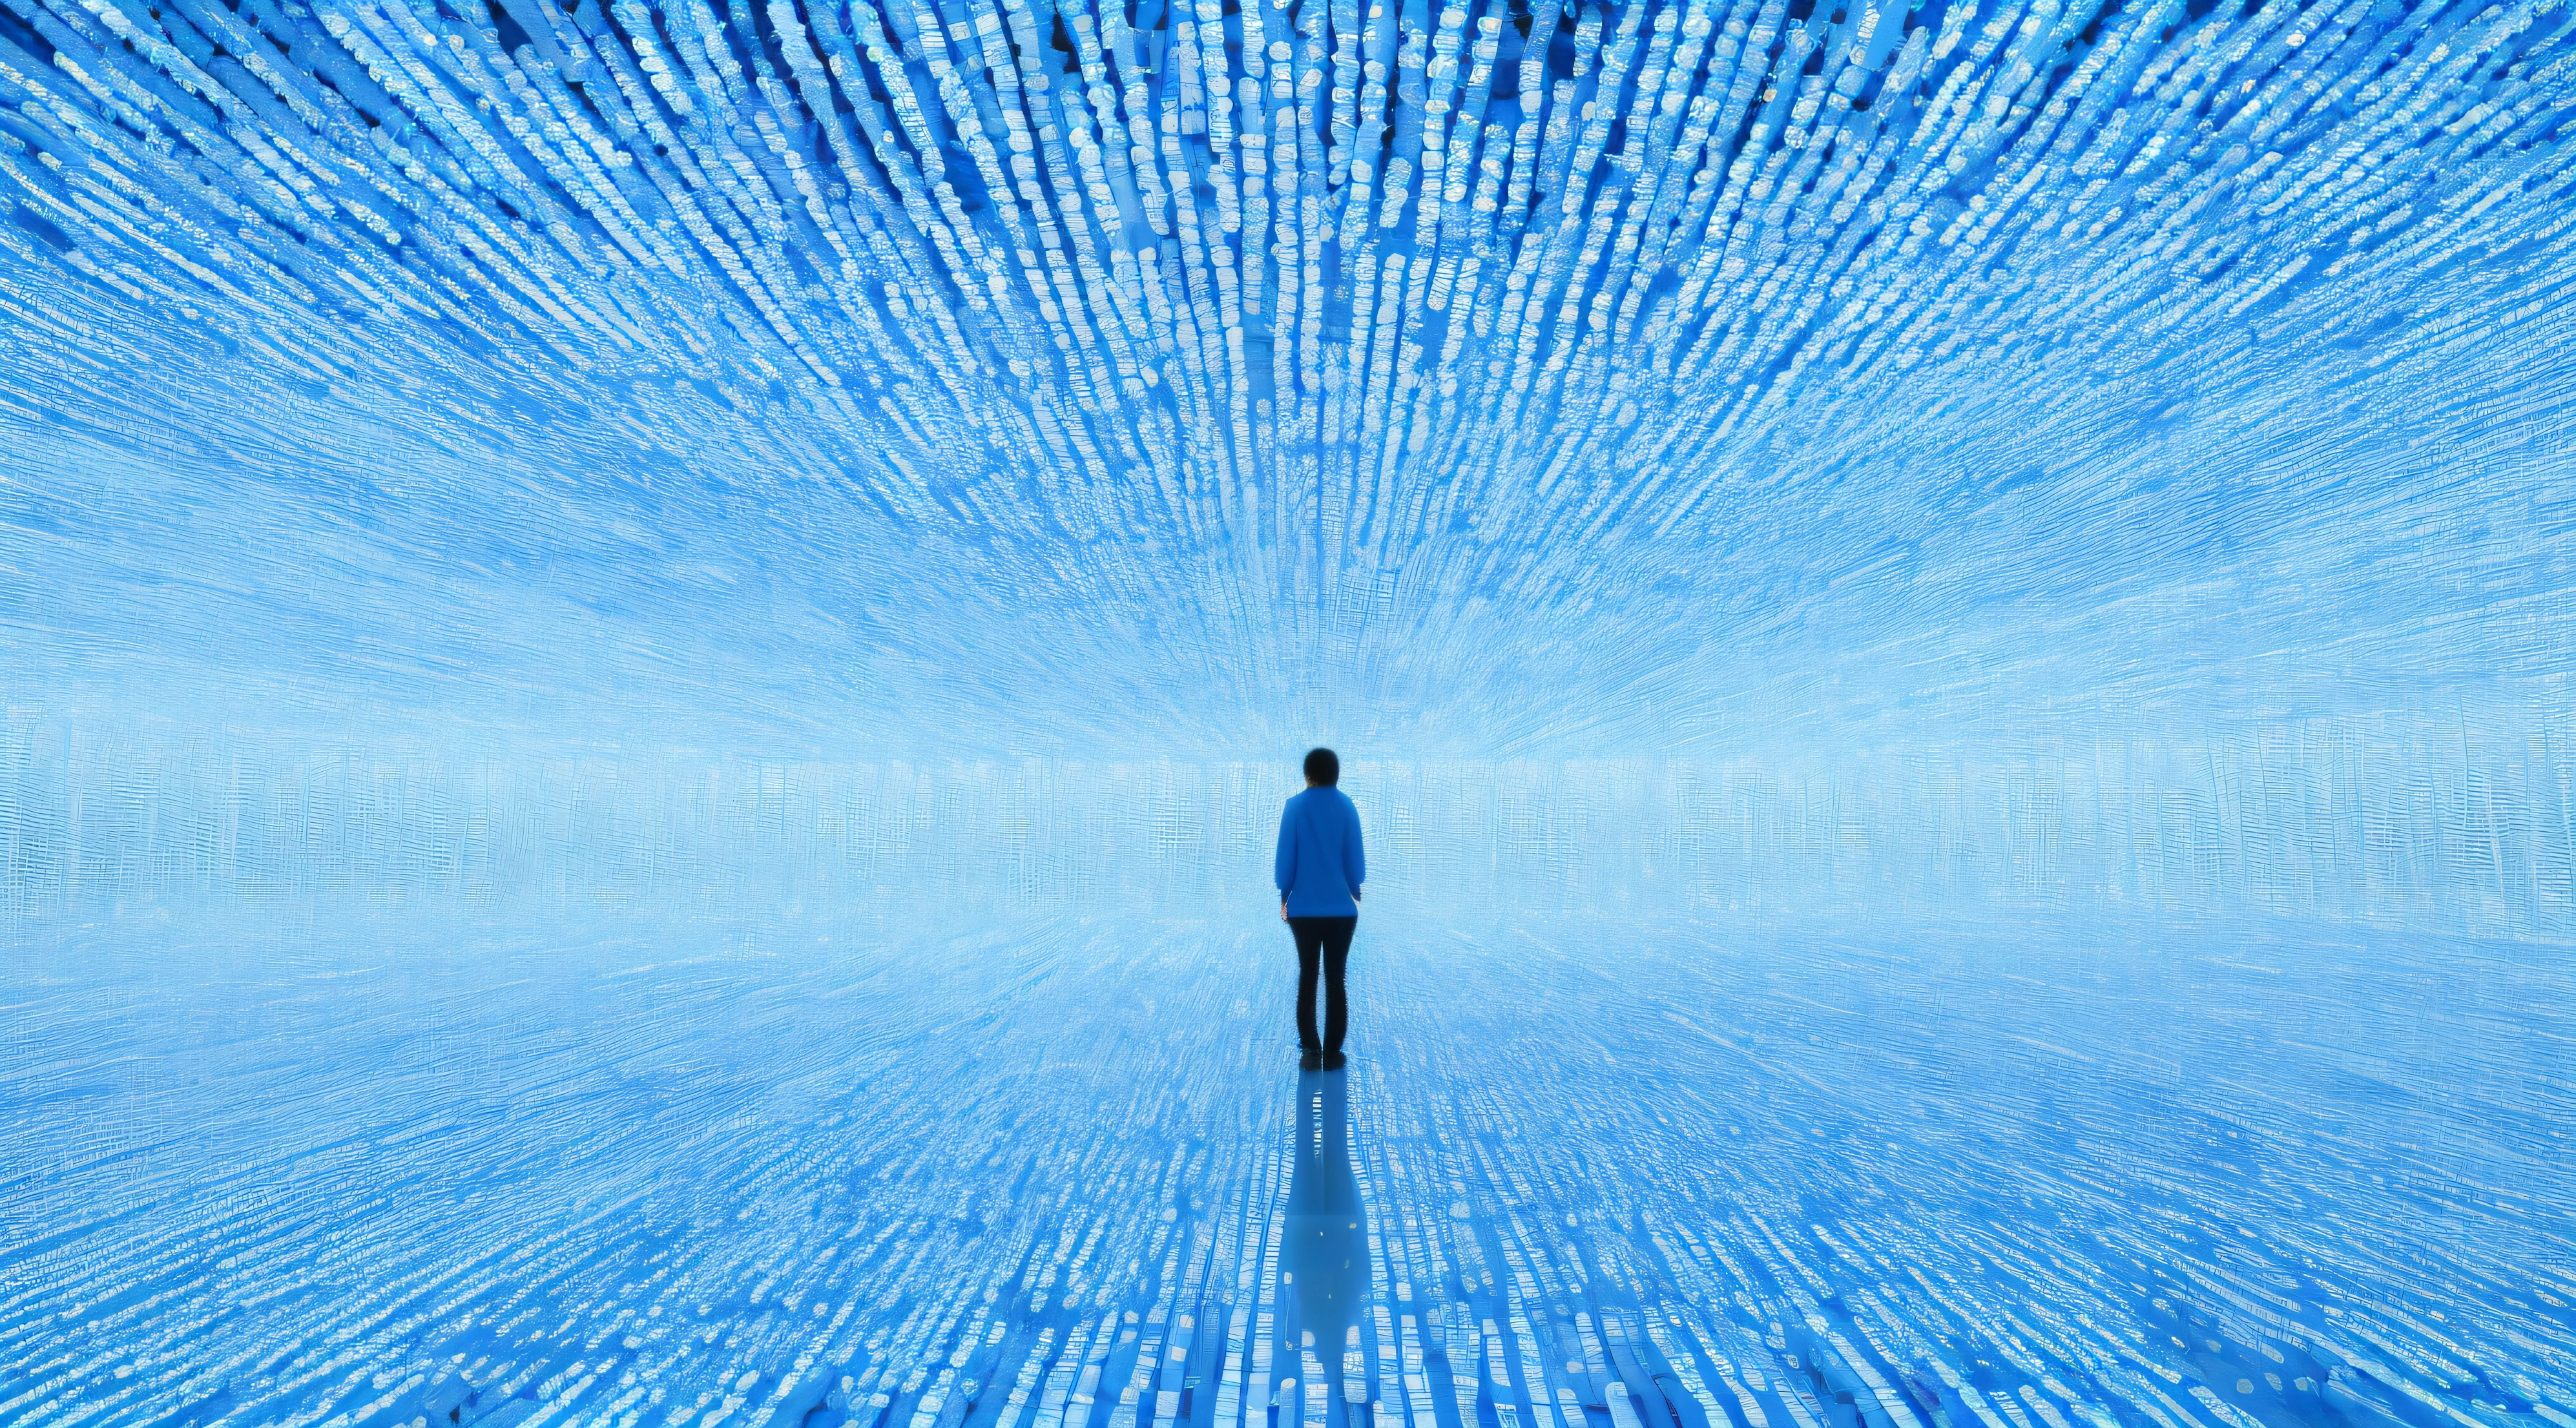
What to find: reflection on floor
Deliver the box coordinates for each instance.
[0,910,2564,1428]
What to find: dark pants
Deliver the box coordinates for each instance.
[1287,915,1356,1054]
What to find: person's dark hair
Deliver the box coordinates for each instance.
[1304,747,1340,786]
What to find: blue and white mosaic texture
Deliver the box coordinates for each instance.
[1,0,2571,1418]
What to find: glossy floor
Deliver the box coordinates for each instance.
[2,909,2566,1428]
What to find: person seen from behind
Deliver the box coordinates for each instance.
[1276,747,1365,1072]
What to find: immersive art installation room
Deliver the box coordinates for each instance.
[0,0,2569,1418]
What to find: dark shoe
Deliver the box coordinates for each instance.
[1322,1051,1347,1070]
[1300,1050,1324,1071]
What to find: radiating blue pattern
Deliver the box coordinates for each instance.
[0,0,2570,1417]
[5,913,2570,1427]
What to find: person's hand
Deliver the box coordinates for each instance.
[1280,901,1289,922]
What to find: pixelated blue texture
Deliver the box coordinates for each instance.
[0,0,2571,1419]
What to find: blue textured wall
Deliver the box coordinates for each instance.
[4,0,2571,929]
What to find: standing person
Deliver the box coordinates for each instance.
[1276,747,1366,1071]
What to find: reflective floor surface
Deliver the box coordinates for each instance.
[3,911,2568,1428]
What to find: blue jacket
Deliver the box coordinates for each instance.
[1275,787,1366,916]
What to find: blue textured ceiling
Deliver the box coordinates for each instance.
[0,0,2568,759]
